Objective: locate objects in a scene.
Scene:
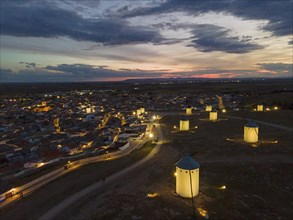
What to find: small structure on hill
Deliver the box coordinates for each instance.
[205,105,212,112]
[140,107,145,114]
[244,121,259,143]
[136,109,142,116]
[257,105,263,112]
[175,156,200,198]
[186,106,192,115]
[180,117,189,131]
[209,111,218,121]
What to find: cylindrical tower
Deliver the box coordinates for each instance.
[257,105,263,111]
[209,111,218,121]
[176,156,200,198]
[205,105,212,112]
[186,107,192,115]
[180,117,189,131]
[244,121,259,143]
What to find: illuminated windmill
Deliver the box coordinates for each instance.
[257,105,263,112]
[205,105,212,112]
[209,110,218,121]
[175,155,200,198]
[186,106,192,115]
[244,121,259,143]
[180,116,190,131]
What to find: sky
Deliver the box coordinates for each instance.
[0,0,292,82]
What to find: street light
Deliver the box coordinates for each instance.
[149,133,154,138]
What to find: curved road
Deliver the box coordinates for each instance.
[0,124,153,209]
[39,123,164,220]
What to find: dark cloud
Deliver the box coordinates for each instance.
[2,62,292,82]
[114,0,292,37]
[257,63,293,74]
[44,64,165,78]
[19,62,36,69]
[0,1,163,45]
[187,24,263,53]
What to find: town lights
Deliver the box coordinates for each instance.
[274,106,278,110]
[222,109,226,113]
[174,172,177,177]
[152,115,157,120]
[149,133,154,138]
[133,111,136,115]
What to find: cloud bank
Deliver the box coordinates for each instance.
[1,63,291,82]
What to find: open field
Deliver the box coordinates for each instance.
[0,142,155,220]
[1,79,292,97]
[242,93,293,109]
[226,110,293,128]
[52,111,293,219]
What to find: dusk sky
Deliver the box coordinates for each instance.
[0,0,292,82]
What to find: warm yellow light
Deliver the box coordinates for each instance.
[194,126,198,129]
[147,192,158,198]
[253,108,256,111]
[222,109,226,113]
[67,161,71,164]
[266,108,270,111]
[152,115,157,120]
[174,172,177,176]
[133,111,136,115]
[219,185,226,190]
[197,208,208,218]
[274,141,278,143]
[173,125,177,129]
[274,106,278,110]
[149,133,154,138]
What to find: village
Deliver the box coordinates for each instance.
[0,83,292,219]
[0,88,245,182]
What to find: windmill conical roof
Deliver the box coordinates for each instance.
[176,156,200,170]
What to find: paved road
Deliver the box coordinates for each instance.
[39,123,164,220]
[0,124,153,209]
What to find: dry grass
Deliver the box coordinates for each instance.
[55,112,292,220]
[227,110,293,128]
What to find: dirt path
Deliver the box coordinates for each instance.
[39,124,167,220]
[55,124,179,220]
